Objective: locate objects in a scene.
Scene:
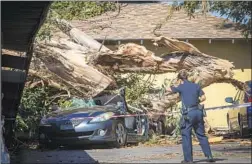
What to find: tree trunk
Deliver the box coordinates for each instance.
[31,39,114,98]
[30,18,244,112]
[50,18,110,52]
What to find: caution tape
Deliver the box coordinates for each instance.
[6,103,252,120]
[109,102,252,118]
[205,102,251,111]
[66,102,252,120]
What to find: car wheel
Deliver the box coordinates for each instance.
[239,119,244,137]
[143,117,150,141]
[148,129,155,138]
[227,115,232,133]
[39,142,58,150]
[39,135,58,150]
[156,121,163,135]
[114,121,127,148]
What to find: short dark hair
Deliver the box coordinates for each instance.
[177,69,188,80]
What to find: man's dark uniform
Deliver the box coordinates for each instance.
[171,80,213,162]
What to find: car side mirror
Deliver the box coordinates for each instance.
[225,97,234,103]
[94,100,102,105]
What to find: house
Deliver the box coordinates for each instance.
[71,3,251,130]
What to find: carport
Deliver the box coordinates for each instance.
[1,1,51,147]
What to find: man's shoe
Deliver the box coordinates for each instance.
[181,160,194,163]
[207,156,215,162]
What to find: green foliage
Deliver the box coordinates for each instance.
[113,73,156,104]
[159,77,182,137]
[16,85,70,134]
[58,98,72,109]
[180,1,251,38]
[17,86,49,133]
[210,1,251,24]
[50,1,117,20]
[15,115,29,132]
[36,1,117,41]
[183,1,201,19]
[36,16,53,41]
[210,1,251,38]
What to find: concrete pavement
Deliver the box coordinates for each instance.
[12,142,251,163]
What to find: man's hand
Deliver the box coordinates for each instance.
[166,87,172,93]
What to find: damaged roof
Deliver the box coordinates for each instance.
[71,3,246,40]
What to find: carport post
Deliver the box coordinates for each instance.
[1,28,3,163]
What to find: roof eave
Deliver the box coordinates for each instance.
[96,37,251,42]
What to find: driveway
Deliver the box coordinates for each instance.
[12,141,251,163]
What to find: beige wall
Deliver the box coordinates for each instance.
[106,39,251,129]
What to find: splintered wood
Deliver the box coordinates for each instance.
[30,18,244,112]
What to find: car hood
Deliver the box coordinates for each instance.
[45,105,118,120]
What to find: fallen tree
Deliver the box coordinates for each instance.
[29,19,244,115]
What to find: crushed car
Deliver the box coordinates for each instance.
[38,87,149,148]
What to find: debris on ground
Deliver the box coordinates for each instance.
[193,136,224,145]
[143,135,182,146]
[123,152,179,161]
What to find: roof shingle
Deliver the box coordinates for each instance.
[71,3,246,40]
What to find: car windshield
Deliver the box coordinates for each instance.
[58,94,124,112]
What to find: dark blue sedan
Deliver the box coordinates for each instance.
[38,88,149,148]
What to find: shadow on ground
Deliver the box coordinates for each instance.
[60,143,116,150]
[11,144,103,164]
[216,146,252,154]
[194,158,227,163]
[11,142,133,164]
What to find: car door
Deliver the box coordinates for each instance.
[243,81,252,129]
[228,90,241,131]
[238,90,247,128]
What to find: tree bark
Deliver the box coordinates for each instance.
[29,18,244,112]
[50,18,110,52]
[31,40,114,98]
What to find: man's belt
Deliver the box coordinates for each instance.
[186,105,198,111]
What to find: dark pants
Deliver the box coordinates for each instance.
[181,109,212,162]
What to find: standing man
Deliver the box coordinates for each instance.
[166,70,215,163]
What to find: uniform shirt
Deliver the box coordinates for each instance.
[171,80,205,108]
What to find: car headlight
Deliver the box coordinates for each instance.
[89,112,114,123]
[40,117,48,125]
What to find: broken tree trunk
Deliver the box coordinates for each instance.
[30,18,244,112]
[50,18,110,52]
[90,40,241,112]
[31,20,114,98]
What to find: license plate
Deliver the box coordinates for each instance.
[60,125,73,130]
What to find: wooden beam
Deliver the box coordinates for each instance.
[2,82,25,100]
[2,54,28,70]
[1,70,26,83]
[1,91,20,100]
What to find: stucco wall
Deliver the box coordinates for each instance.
[106,39,251,129]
